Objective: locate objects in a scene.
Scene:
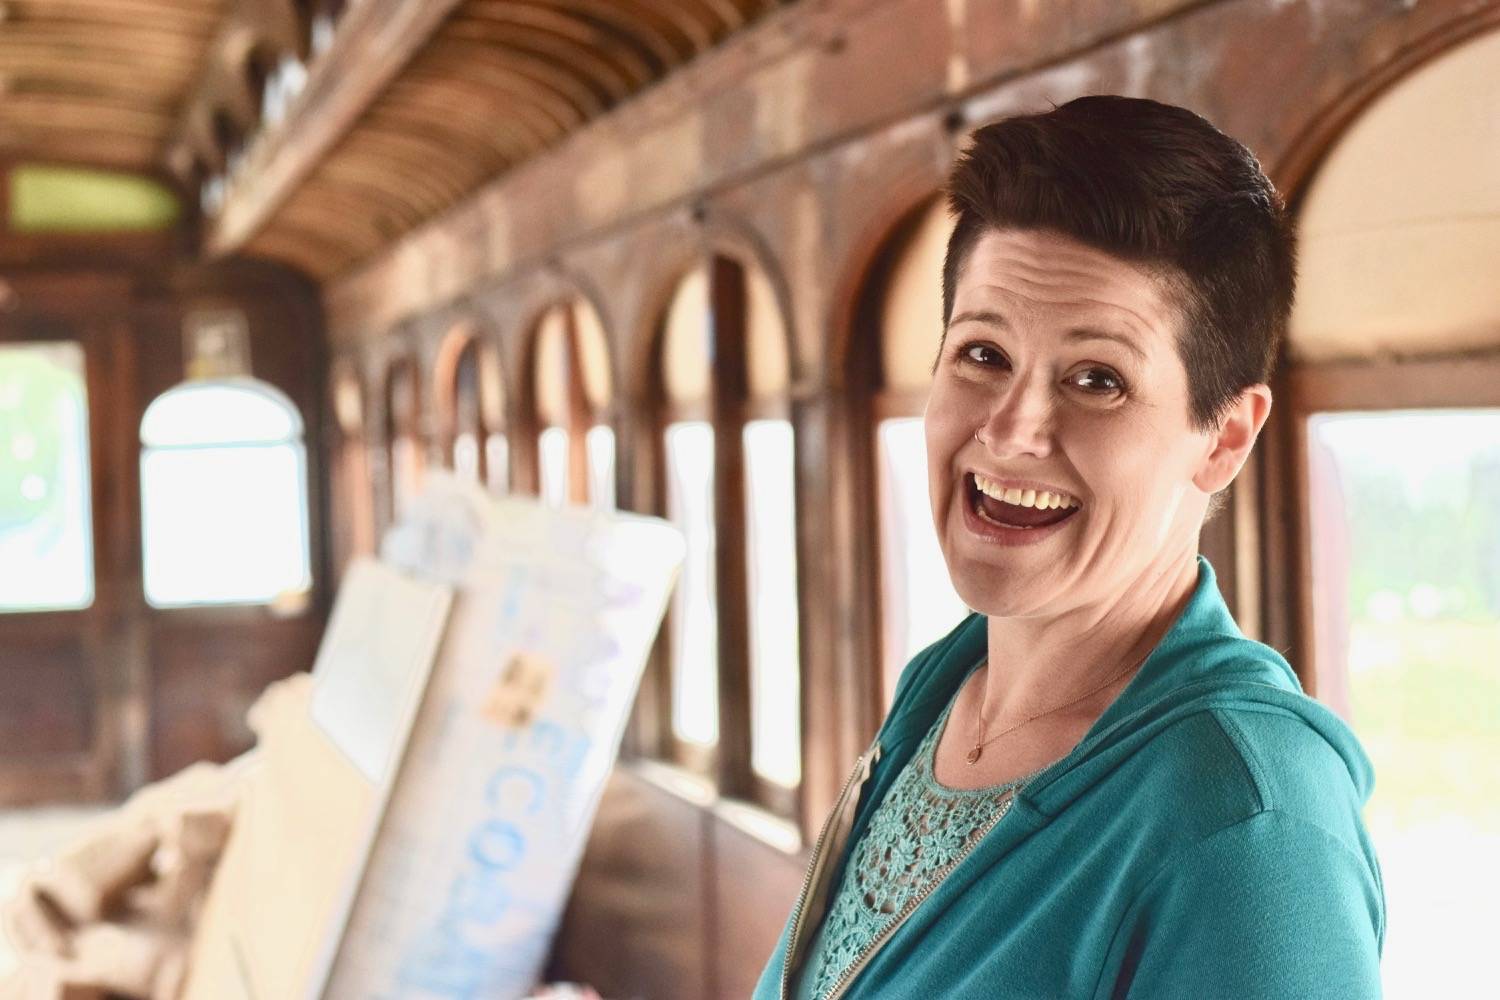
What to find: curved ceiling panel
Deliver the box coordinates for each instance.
[239,0,785,279]
[0,0,228,172]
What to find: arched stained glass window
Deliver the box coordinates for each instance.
[139,378,311,607]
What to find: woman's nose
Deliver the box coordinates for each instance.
[975,378,1054,459]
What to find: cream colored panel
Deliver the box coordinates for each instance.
[333,370,363,433]
[663,265,712,406]
[477,339,505,430]
[882,200,954,391]
[1290,29,1500,362]
[533,306,569,427]
[572,299,613,412]
[746,262,790,401]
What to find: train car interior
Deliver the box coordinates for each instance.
[0,1,1495,997]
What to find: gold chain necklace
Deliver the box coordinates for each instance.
[966,649,1150,764]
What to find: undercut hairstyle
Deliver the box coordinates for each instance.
[941,94,1297,433]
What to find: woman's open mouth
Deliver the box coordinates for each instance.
[962,472,1081,544]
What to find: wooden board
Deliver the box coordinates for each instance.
[181,558,453,1000]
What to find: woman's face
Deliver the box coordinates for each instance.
[925,227,1224,618]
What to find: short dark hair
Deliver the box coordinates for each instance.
[941,95,1296,431]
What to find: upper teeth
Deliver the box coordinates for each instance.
[973,473,1080,510]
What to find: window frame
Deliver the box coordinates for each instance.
[329,360,375,581]
[1272,352,1500,701]
[852,197,955,730]
[380,354,424,532]
[644,255,802,822]
[136,376,313,610]
[522,300,615,508]
[435,325,508,490]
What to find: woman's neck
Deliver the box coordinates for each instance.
[979,552,1201,728]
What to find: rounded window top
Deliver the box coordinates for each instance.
[141,377,303,447]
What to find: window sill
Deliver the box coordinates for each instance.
[622,757,803,856]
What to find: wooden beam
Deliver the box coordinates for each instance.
[206,0,467,257]
[1287,352,1500,411]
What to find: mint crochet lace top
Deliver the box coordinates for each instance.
[793,670,1055,1000]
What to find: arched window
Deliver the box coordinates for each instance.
[860,199,968,709]
[383,357,423,525]
[139,378,311,606]
[1288,28,1500,996]
[527,299,613,509]
[654,255,802,806]
[436,327,509,493]
[331,364,375,577]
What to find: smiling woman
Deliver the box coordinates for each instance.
[755,96,1384,1000]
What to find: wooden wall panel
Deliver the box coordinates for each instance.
[712,817,805,997]
[147,615,323,777]
[547,767,712,1000]
[0,641,92,757]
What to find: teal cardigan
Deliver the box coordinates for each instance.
[754,556,1385,999]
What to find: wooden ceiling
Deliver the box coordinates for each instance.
[0,0,229,172]
[0,1,787,279]
[229,0,786,279]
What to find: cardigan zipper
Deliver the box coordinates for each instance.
[779,736,883,1000]
[820,790,1019,1000]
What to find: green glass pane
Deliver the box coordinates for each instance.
[10,165,180,233]
[0,343,94,611]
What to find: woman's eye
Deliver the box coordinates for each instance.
[1070,367,1125,394]
[962,343,1006,366]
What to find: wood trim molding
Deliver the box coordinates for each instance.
[1288,353,1500,412]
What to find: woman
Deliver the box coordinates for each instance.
[754,96,1384,999]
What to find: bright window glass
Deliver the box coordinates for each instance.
[140,379,311,607]
[485,433,509,494]
[876,417,968,706]
[538,426,568,506]
[390,436,421,520]
[453,431,480,482]
[140,379,300,445]
[666,421,718,746]
[587,424,616,510]
[745,419,800,786]
[0,343,93,612]
[1307,410,1500,999]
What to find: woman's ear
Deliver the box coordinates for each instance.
[1192,384,1272,494]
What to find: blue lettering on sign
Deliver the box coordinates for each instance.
[486,766,544,815]
[468,819,525,871]
[396,759,557,996]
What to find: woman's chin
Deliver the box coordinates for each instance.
[948,572,1057,620]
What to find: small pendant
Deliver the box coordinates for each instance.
[966,746,982,764]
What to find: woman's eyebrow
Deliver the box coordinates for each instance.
[948,309,1146,362]
[948,309,1007,329]
[1064,328,1147,363]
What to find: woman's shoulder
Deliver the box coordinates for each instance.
[1123,694,1376,862]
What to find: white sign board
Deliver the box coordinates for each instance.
[320,492,684,999]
